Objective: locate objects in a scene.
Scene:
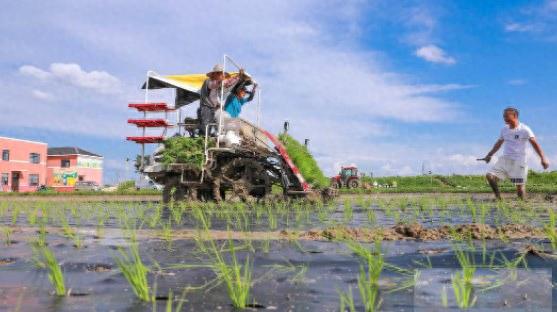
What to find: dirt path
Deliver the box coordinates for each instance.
[10,223,547,243]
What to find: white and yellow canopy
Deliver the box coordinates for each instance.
[141,71,240,108]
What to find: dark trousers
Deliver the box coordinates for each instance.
[198,105,216,136]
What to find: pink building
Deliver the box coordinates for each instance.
[47,147,103,192]
[0,136,48,192]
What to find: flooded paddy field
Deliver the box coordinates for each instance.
[0,194,556,311]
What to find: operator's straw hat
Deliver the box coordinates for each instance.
[207,64,230,78]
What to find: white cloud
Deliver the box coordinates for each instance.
[507,79,527,86]
[19,63,121,94]
[381,163,416,176]
[415,45,456,65]
[49,63,121,94]
[504,22,539,33]
[405,83,475,95]
[447,154,483,167]
[502,1,557,40]
[400,5,439,46]
[1,1,477,177]
[31,89,53,101]
[549,0,557,11]
[19,65,51,80]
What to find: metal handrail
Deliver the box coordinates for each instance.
[201,123,218,183]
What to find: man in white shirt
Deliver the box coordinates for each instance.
[479,107,549,200]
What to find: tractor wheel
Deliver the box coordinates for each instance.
[332,181,342,189]
[348,179,360,189]
[197,188,214,202]
[162,183,187,203]
[221,158,271,202]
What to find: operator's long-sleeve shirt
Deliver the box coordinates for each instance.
[205,75,240,108]
[224,91,255,118]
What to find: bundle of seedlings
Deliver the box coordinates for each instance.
[160,136,214,167]
[278,133,329,188]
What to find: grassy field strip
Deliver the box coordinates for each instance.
[0,195,161,202]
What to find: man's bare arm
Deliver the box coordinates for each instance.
[529,137,550,169]
[478,139,503,163]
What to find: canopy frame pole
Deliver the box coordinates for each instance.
[140,71,151,170]
[217,54,243,146]
[217,54,226,147]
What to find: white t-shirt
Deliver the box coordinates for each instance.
[499,123,535,163]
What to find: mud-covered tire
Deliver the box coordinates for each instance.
[332,181,341,189]
[221,158,271,201]
[348,179,359,189]
[162,183,187,203]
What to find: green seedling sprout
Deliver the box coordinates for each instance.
[451,244,477,309]
[39,246,66,296]
[114,242,151,302]
[193,208,254,308]
[34,220,47,248]
[451,270,477,309]
[544,208,557,251]
[338,286,356,312]
[3,226,14,246]
[11,205,20,225]
[343,198,353,224]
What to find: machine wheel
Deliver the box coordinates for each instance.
[332,180,341,189]
[348,179,360,189]
[221,158,271,202]
[162,183,187,203]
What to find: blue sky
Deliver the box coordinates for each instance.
[1,0,556,183]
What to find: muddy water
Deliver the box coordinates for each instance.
[1,228,556,311]
[1,196,556,311]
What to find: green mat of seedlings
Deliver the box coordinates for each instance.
[279,133,329,188]
[161,136,214,166]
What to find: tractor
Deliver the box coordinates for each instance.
[331,166,360,189]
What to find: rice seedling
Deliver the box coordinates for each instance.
[11,205,20,225]
[451,269,477,309]
[212,239,253,308]
[40,246,66,296]
[152,287,188,312]
[544,208,557,251]
[366,208,377,226]
[265,261,308,284]
[160,220,174,250]
[267,207,278,230]
[343,198,353,223]
[357,265,382,312]
[451,244,477,309]
[338,286,356,312]
[467,198,477,223]
[193,208,254,308]
[59,213,75,238]
[114,242,151,302]
[441,286,448,308]
[3,226,14,246]
[34,221,47,248]
[27,206,38,226]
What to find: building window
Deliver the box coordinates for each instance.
[30,153,41,164]
[29,174,40,187]
[61,159,71,168]
[1,173,8,185]
[2,150,9,161]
